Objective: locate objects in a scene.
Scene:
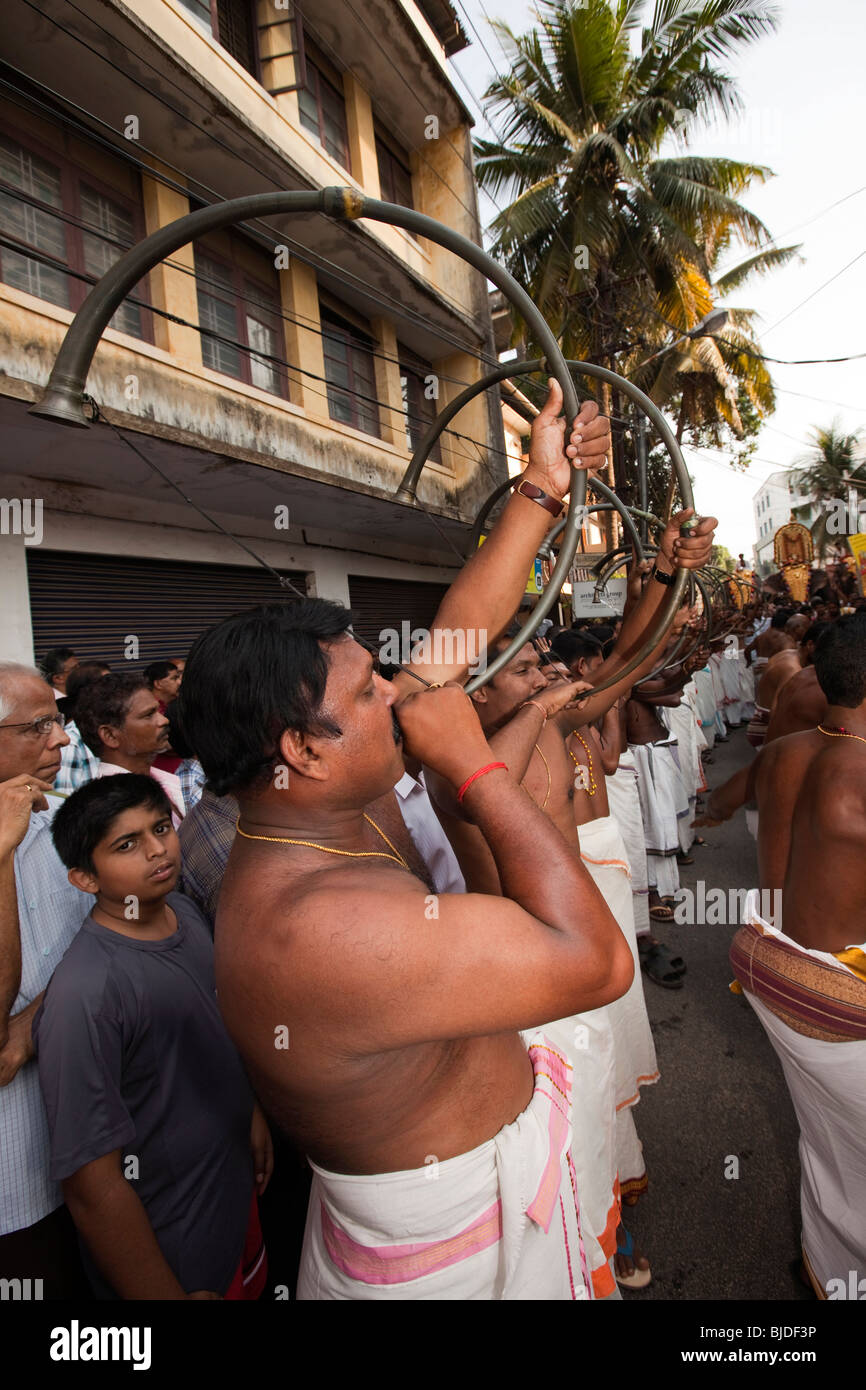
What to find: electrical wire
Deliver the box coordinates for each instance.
[771,183,866,242]
[712,337,866,366]
[0,171,497,391]
[0,39,489,363]
[18,0,485,259]
[85,395,308,598]
[773,386,866,415]
[762,248,866,335]
[0,230,505,469]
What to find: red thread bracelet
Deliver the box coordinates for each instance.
[456,762,508,805]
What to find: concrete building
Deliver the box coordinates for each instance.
[0,0,507,667]
[752,470,818,577]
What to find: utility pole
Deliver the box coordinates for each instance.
[635,411,649,543]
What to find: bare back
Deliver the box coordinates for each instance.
[757,648,801,712]
[753,729,825,891]
[764,667,826,743]
[782,742,866,951]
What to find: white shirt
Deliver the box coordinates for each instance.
[394,771,466,895]
[96,762,185,828]
[1,796,92,1234]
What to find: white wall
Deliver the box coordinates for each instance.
[0,533,35,663]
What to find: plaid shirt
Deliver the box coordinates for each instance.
[53,720,99,796]
[178,788,238,930]
[177,758,207,813]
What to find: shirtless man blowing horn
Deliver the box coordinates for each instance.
[179,384,638,1300]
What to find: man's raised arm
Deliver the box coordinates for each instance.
[301,685,635,1050]
[392,381,610,693]
[552,511,718,730]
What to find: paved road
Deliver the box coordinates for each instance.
[620,726,813,1302]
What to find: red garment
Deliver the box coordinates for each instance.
[223,1194,267,1300]
[152,752,183,775]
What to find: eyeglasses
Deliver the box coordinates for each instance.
[0,713,66,738]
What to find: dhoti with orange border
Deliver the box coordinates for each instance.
[730,892,866,1298]
[296,1036,590,1299]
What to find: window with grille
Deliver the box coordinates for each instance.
[195,245,285,396]
[321,306,379,437]
[398,346,441,462]
[298,39,350,170]
[375,128,413,209]
[176,0,259,77]
[0,130,150,338]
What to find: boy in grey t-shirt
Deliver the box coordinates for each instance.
[33,774,272,1299]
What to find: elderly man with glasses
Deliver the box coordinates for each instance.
[0,661,91,1295]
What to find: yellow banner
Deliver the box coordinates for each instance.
[848,534,866,594]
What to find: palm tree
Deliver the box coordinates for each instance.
[792,423,866,558]
[633,242,800,449]
[474,0,790,469]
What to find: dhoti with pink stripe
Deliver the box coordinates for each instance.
[296,1036,590,1299]
[541,816,659,1297]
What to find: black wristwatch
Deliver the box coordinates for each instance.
[651,564,676,586]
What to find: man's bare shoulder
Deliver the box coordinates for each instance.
[803,740,866,805]
[757,727,821,777]
[290,864,430,924]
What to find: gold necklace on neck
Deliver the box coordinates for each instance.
[568,732,597,796]
[530,742,552,811]
[236,812,409,870]
[818,724,866,748]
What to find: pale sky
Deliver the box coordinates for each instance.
[448,0,866,556]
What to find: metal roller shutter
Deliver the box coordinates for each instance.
[26,550,307,671]
[348,574,450,648]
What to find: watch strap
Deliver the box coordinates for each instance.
[650,564,678,586]
[651,564,676,587]
[516,479,565,519]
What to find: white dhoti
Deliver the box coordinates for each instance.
[606,753,650,939]
[731,893,866,1299]
[660,702,702,853]
[630,740,684,901]
[297,1035,591,1300]
[691,666,719,748]
[710,652,736,729]
[737,652,756,720]
[536,817,660,1295]
[580,817,659,1207]
[718,649,744,725]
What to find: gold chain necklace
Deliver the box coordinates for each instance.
[568,732,597,796]
[236,812,409,869]
[818,724,866,748]
[531,742,551,811]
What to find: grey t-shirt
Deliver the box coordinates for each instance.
[33,892,254,1297]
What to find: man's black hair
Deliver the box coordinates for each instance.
[814,614,866,707]
[144,660,178,685]
[76,672,150,758]
[39,647,76,681]
[64,661,111,715]
[800,621,832,651]
[164,699,194,760]
[177,601,354,797]
[770,608,796,630]
[51,774,172,875]
[551,629,604,667]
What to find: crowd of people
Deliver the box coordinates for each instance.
[1,387,864,1301]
